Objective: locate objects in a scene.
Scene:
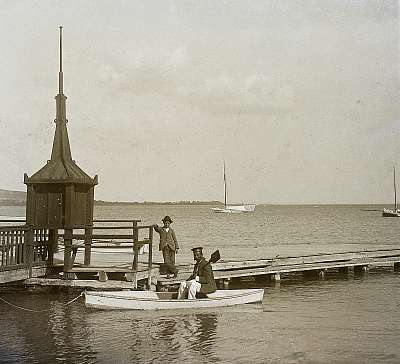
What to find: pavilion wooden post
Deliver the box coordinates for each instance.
[47,228,58,266]
[63,228,74,279]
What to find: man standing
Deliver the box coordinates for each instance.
[154,216,179,278]
[178,247,217,299]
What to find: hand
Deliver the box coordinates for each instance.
[175,248,179,254]
[195,276,199,282]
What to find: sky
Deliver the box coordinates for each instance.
[0,0,398,204]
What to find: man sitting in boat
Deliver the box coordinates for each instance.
[177,247,217,299]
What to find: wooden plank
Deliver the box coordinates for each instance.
[68,267,145,273]
[70,234,135,240]
[94,219,141,223]
[0,266,46,283]
[23,277,140,290]
[92,226,133,230]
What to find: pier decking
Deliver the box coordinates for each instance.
[155,248,400,289]
[18,248,400,291]
[2,217,399,290]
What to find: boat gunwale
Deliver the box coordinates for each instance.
[85,289,264,303]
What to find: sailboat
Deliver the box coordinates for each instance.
[211,161,256,213]
[382,166,400,217]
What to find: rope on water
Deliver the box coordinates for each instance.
[0,290,85,313]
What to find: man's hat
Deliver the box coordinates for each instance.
[162,216,173,223]
[191,247,203,253]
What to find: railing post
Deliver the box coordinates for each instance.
[132,221,139,289]
[147,226,153,290]
[84,226,92,266]
[25,225,33,278]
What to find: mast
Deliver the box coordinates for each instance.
[223,160,227,208]
[394,166,397,212]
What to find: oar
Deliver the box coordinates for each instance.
[209,250,220,264]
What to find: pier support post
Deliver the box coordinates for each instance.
[354,265,369,276]
[223,278,230,288]
[394,262,400,272]
[272,273,281,282]
[317,270,325,280]
[98,271,108,282]
[63,228,75,280]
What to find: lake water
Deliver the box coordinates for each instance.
[0,204,399,363]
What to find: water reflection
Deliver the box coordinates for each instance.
[48,301,97,364]
[127,313,219,363]
[0,292,97,364]
[189,314,218,358]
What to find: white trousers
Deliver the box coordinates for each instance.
[178,280,201,299]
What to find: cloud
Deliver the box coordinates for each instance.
[178,73,296,115]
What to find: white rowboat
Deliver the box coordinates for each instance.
[85,289,264,310]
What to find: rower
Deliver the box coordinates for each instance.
[177,247,217,299]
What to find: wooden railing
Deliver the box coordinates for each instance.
[0,219,155,288]
[59,220,154,288]
[0,225,49,275]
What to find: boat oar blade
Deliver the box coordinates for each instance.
[209,250,220,263]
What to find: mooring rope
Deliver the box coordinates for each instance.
[0,290,85,313]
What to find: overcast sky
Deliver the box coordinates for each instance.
[0,0,398,203]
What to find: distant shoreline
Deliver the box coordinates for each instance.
[0,200,392,207]
[94,200,222,206]
[0,188,393,206]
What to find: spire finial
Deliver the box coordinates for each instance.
[59,25,63,94]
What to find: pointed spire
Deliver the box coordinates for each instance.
[26,26,97,185]
[59,25,63,94]
[51,25,72,161]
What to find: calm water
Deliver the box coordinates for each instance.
[0,204,400,363]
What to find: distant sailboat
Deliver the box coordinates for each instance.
[211,161,256,213]
[382,166,400,217]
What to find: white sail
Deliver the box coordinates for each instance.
[211,162,256,213]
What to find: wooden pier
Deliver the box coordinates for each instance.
[16,245,400,292]
[2,218,400,291]
[155,248,400,290]
[0,219,154,288]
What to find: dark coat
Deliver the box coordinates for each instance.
[189,258,217,294]
[154,226,179,252]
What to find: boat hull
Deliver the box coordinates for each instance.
[211,204,256,213]
[85,289,264,310]
[382,208,400,217]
